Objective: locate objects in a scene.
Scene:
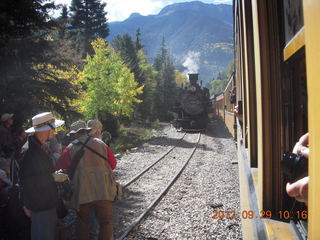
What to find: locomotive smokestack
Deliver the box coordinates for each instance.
[188,73,199,85]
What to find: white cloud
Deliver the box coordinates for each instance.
[212,0,232,4]
[52,0,229,22]
[106,0,164,22]
[52,0,164,22]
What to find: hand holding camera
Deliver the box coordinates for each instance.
[281,152,308,182]
[53,169,73,201]
[52,169,70,182]
[283,133,309,204]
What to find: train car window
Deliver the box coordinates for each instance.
[281,0,308,235]
[281,0,308,179]
[283,0,304,44]
[282,49,308,152]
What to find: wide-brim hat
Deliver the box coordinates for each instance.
[26,112,65,133]
[67,120,91,136]
[1,113,14,122]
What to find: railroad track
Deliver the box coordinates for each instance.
[122,132,187,188]
[114,132,201,240]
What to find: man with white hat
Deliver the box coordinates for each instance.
[55,120,116,240]
[19,112,64,240]
[0,113,15,159]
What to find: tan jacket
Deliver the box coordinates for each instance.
[68,135,117,208]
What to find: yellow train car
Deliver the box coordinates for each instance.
[215,92,225,119]
[209,94,218,120]
[222,74,236,138]
[212,74,236,138]
[234,0,320,239]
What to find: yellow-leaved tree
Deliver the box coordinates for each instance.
[78,38,143,119]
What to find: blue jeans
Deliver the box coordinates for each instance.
[31,208,57,240]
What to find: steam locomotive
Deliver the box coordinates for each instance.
[172,73,210,131]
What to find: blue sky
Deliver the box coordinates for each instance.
[53,0,232,22]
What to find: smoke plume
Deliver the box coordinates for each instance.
[182,51,200,75]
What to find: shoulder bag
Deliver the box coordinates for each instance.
[77,141,123,202]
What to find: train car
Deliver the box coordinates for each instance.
[233,0,320,239]
[212,74,237,138]
[215,92,224,119]
[172,73,210,131]
[208,95,216,119]
[223,74,237,138]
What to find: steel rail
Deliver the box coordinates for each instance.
[122,132,187,188]
[117,133,201,240]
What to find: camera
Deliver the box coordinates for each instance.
[237,100,243,114]
[281,152,308,182]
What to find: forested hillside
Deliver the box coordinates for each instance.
[109,1,234,84]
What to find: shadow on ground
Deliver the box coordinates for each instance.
[205,118,234,139]
[149,135,199,149]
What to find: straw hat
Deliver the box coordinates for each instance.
[25,112,64,133]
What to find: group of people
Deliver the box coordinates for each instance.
[0,111,118,240]
[0,105,310,239]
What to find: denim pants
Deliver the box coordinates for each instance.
[31,208,57,240]
[76,200,113,240]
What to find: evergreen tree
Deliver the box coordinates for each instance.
[56,5,69,39]
[52,4,82,66]
[135,50,156,121]
[112,34,141,84]
[0,0,81,125]
[61,5,68,19]
[153,38,177,121]
[135,28,144,51]
[69,0,109,57]
[113,33,157,121]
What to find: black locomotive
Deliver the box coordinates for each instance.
[172,73,210,131]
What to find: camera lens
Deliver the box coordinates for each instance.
[281,152,308,182]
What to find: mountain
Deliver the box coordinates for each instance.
[108,1,233,84]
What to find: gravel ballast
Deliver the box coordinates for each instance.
[113,119,242,240]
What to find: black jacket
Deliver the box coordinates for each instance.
[19,136,58,211]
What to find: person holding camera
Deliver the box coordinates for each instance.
[233,105,243,122]
[286,133,309,204]
[19,112,65,240]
